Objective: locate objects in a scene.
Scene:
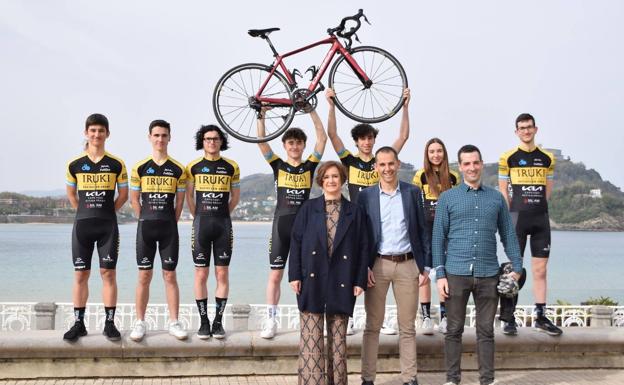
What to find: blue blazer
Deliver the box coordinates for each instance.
[288,195,369,316]
[357,181,432,273]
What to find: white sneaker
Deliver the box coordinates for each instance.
[438,317,448,334]
[168,320,188,340]
[421,317,434,335]
[346,317,355,335]
[130,320,146,342]
[260,318,277,339]
[380,321,397,335]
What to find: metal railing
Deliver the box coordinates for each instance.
[3,302,623,332]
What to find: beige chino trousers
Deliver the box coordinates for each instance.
[361,257,421,383]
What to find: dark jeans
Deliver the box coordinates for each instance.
[498,265,527,323]
[445,274,499,385]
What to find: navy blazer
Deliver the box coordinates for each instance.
[288,195,369,316]
[357,181,432,273]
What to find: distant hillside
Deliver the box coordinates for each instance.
[3,158,623,230]
[239,158,624,231]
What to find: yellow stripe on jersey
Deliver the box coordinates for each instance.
[140,176,178,193]
[348,167,378,187]
[76,172,117,190]
[195,174,232,192]
[509,167,549,185]
[105,152,128,185]
[277,170,312,189]
[412,169,424,189]
[223,157,241,185]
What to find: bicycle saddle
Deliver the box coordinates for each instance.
[248,28,280,38]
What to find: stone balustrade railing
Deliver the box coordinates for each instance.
[2,302,623,332]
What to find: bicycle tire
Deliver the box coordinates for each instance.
[328,46,408,124]
[213,63,295,143]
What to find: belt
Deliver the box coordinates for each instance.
[378,252,413,262]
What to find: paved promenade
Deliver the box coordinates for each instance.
[2,370,624,385]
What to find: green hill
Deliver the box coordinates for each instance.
[2,158,622,229]
[238,158,624,230]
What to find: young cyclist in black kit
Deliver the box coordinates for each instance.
[64,113,128,342]
[257,107,327,339]
[187,125,240,339]
[498,113,562,336]
[129,120,188,341]
[326,87,411,335]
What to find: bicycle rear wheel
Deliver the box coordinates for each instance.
[328,46,408,124]
[213,63,295,143]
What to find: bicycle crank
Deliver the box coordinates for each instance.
[292,89,318,113]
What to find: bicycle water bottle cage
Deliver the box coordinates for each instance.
[290,68,302,81]
[247,28,280,39]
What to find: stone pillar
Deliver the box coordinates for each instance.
[34,302,57,330]
[230,304,251,331]
[590,305,613,327]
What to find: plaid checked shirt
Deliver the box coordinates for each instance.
[432,182,523,279]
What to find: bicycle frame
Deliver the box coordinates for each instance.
[256,35,371,106]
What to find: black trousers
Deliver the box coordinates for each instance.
[445,274,499,385]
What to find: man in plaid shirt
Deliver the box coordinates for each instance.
[432,144,522,385]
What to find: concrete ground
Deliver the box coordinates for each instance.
[1,370,623,385]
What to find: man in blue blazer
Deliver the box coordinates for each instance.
[357,146,432,385]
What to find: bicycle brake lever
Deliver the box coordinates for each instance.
[354,33,360,43]
[363,14,371,25]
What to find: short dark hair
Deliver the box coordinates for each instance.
[351,123,378,141]
[85,113,109,132]
[282,127,307,143]
[195,124,229,151]
[515,113,535,128]
[315,161,347,187]
[149,119,170,134]
[457,144,482,163]
[374,146,399,160]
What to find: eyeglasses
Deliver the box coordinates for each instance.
[517,126,535,132]
[203,137,221,142]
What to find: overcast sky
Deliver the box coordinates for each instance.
[1,0,623,192]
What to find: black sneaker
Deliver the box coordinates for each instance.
[103,321,121,341]
[63,321,87,342]
[502,321,518,336]
[534,317,563,336]
[197,321,212,339]
[211,321,226,339]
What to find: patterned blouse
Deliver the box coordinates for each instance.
[325,199,341,256]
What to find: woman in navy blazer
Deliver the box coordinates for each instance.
[289,161,369,385]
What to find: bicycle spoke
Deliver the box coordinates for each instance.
[237,71,250,96]
[334,83,366,94]
[370,89,387,114]
[223,84,249,99]
[373,86,402,100]
[220,105,248,117]
[335,69,360,81]
[369,89,376,117]
[373,73,403,85]
[370,55,387,81]
[332,81,364,87]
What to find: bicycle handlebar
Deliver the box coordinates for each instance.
[327,9,370,41]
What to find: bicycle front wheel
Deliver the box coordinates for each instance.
[213,63,295,143]
[328,46,408,124]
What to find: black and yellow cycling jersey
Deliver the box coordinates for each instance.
[130,156,187,220]
[66,152,128,220]
[499,146,555,212]
[338,148,378,203]
[187,156,240,217]
[412,168,460,222]
[265,151,321,216]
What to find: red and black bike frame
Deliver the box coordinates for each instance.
[256,35,371,106]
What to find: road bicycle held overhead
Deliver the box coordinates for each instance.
[213,9,408,143]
